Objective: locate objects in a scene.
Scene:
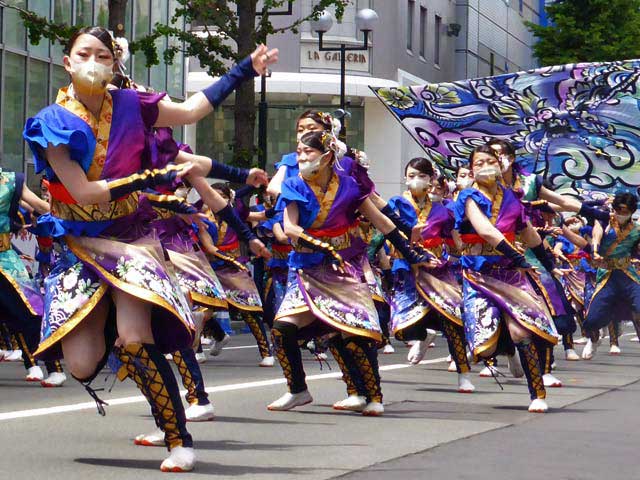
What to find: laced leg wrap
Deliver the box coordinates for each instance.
[562,333,574,350]
[442,321,470,374]
[517,340,546,401]
[344,337,383,403]
[14,332,37,370]
[242,311,272,358]
[172,349,209,406]
[328,336,367,397]
[45,360,64,374]
[115,343,193,450]
[608,322,620,347]
[271,321,307,394]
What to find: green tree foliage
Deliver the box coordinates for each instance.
[525,0,640,66]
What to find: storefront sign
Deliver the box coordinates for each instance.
[300,43,370,73]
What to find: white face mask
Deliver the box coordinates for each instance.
[428,193,443,202]
[615,213,632,224]
[457,177,474,189]
[406,177,431,195]
[474,165,501,183]
[299,152,329,180]
[70,59,113,95]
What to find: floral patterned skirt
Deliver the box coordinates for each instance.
[415,264,463,327]
[35,234,195,360]
[166,248,227,310]
[213,265,263,312]
[388,268,430,335]
[462,267,557,360]
[276,259,381,341]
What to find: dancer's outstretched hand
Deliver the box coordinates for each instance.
[251,44,279,75]
[249,238,272,259]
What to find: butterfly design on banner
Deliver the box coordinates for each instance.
[372,59,640,195]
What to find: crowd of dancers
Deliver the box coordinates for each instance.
[1,26,639,472]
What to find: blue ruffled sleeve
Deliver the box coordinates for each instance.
[453,188,492,230]
[388,196,418,227]
[23,104,95,179]
[275,152,298,170]
[556,235,575,254]
[275,177,318,230]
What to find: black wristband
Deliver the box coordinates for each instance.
[381,204,413,237]
[107,166,180,201]
[216,204,257,243]
[531,243,555,272]
[579,203,610,223]
[385,227,430,265]
[495,240,531,269]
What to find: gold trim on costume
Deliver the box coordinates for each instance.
[190,292,228,309]
[0,266,39,316]
[65,236,194,334]
[0,233,10,252]
[308,172,340,230]
[34,284,108,356]
[52,193,139,222]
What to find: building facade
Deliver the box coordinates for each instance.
[0,0,186,189]
[189,0,543,198]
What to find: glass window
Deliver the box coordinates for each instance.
[167,0,184,98]
[133,0,150,86]
[4,0,27,50]
[3,53,26,172]
[150,2,168,92]
[75,0,93,26]
[434,15,441,66]
[26,59,49,163]
[27,59,49,118]
[419,7,426,59]
[27,0,50,58]
[95,0,109,27]
[406,0,414,52]
[50,64,69,102]
[52,0,72,60]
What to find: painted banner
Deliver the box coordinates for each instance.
[372,60,640,195]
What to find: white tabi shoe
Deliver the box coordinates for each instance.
[5,350,23,362]
[185,402,215,422]
[573,336,588,345]
[543,373,563,388]
[407,340,429,364]
[134,428,164,447]
[209,334,230,357]
[195,352,207,364]
[316,352,328,361]
[362,401,384,416]
[25,366,44,382]
[200,336,212,346]
[160,446,196,473]
[631,336,639,343]
[565,349,580,361]
[267,390,313,411]
[382,344,395,354]
[458,373,475,393]
[259,356,275,367]
[609,345,622,355]
[332,394,367,412]
[0,349,6,361]
[41,372,66,387]
[478,365,500,378]
[507,353,525,378]
[447,360,457,372]
[528,398,548,413]
[581,339,600,360]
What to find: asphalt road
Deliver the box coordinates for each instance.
[1,329,639,480]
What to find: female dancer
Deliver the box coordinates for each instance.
[269,130,426,415]
[387,158,474,393]
[455,145,558,412]
[23,26,277,471]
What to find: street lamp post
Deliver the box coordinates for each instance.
[256,1,294,170]
[311,9,379,141]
